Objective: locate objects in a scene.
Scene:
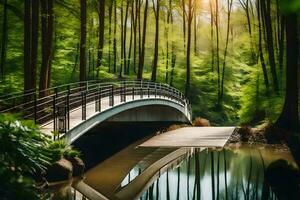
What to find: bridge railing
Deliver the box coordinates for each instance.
[0,80,192,137]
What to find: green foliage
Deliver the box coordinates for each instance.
[0,114,81,199]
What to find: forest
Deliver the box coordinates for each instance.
[0,0,299,127]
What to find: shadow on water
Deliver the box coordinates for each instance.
[72,122,176,170]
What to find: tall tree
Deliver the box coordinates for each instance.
[113,0,117,73]
[0,0,8,79]
[261,0,279,92]
[257,0,269,91]
[39,0,54,96]
[137,0,148,80]
[31,0,39,89]
[209,0,214,72]
[193,0,197,55]
[96,0,105,78]
[123,0,129,75]
[185,0,194,95]
[108,0,113,73]
[79,0,86,82]
[151,0,160,82]
[215,0,220,104]
[120,0,124,77]
[220,0,233,101]
[275,13,298,130]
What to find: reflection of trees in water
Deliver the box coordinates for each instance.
[140,147,299,200]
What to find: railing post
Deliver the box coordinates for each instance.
[132,86,135,100]
[53,88,58,139]
[155,83,157,98]
[34,91,37,124]
[67,86,70,130]
[147,82,150,98]
[96,84,101,112]
[124,82,126,102]
[109,85,114,106]
[140,81,143,99]
[81,91,86,120]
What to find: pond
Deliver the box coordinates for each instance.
[48,123,299,200]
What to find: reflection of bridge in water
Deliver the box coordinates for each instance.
[0,80,192,144]
[73,139,194,200]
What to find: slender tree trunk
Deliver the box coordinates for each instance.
[275,13,298,130]
[80,0,86,82]
[170,8,176,87]
[182,0,186,51]
[127,4,133,75]
[108,1,113,73]
[151,0,160,82]
[220,0,233,101]
[137,0,148,80]
[257,0,269,91]
[39,0,54,96]
[215,0,220,104]
[113,0,117,73]
[120,0,124,77]
[24,0,32,92]
[0,0,8,79]
[133,0,138,74]
[123,1,129,75]
[96,0,105,78]
[210,1,214,72]
[165,10,170,84]
[31,0,39,90]
[185,0,193,96]
[193,0,197,55]
[261,0,279,92]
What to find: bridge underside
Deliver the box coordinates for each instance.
[107,105,188,122]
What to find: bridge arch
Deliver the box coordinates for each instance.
[66,98,191,144]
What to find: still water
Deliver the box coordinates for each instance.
[51,123,299,200]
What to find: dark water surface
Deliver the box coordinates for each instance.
[50,123,300,200]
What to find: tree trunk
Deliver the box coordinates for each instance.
[215,0,220,104]
[113,0,117,73]
[79,0,86,82]
[193,0,197,55]
[120,0,124,77]
[127,3,133,75]
[137,0,148,80]
[185,0,193,96]
[210,1,214,72]
[108,1,113,73]
[123,1,129,75]
[133,0,138,74]
[151,0,160,82]
[24,0,32,92]
[275,14,298,130]
[182,0,186,51]
[96,0,105,78]
[257,0,269,91]
[0,0,8,79]
[31,0,39,90]
[39,0,54,96]
[220,0,233,100]
[261,0,279,92]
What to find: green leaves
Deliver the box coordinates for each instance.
[279,0,300,13]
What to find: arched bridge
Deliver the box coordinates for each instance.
[0,81,192,143]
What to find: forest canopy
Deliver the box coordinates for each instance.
[0,0,299,127]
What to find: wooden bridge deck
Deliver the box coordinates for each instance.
[139,127,236,148]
